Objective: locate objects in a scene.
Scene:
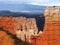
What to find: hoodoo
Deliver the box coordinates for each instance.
[43,6,60,45]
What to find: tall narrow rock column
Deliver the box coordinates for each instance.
[43,6,60,45]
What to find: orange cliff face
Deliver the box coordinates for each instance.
[43,7,60,45]
[0,16,17,34]
[0,16,38,45]
[30,6,60,45]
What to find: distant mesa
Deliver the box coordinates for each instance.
[0,10,43,16]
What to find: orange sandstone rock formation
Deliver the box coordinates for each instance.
[0,16,38,44]
[0,30,14,45]
[0,16,16,34]
[31,6,60,45]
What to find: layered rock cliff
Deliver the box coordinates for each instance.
[0,16,38,45]
[43,6,60,45]
[31,6,60,45]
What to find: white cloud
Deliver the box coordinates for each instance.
[28,2,60,6]
[28,3,41,5]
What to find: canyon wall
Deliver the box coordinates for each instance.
[31,6,60,45]
[43,6,60,45]
[0,16,38,45]
[13,16,38,32]
[0,6,60,45]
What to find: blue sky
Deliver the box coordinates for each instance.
[0,0,60,6]
[0,0,59,12]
